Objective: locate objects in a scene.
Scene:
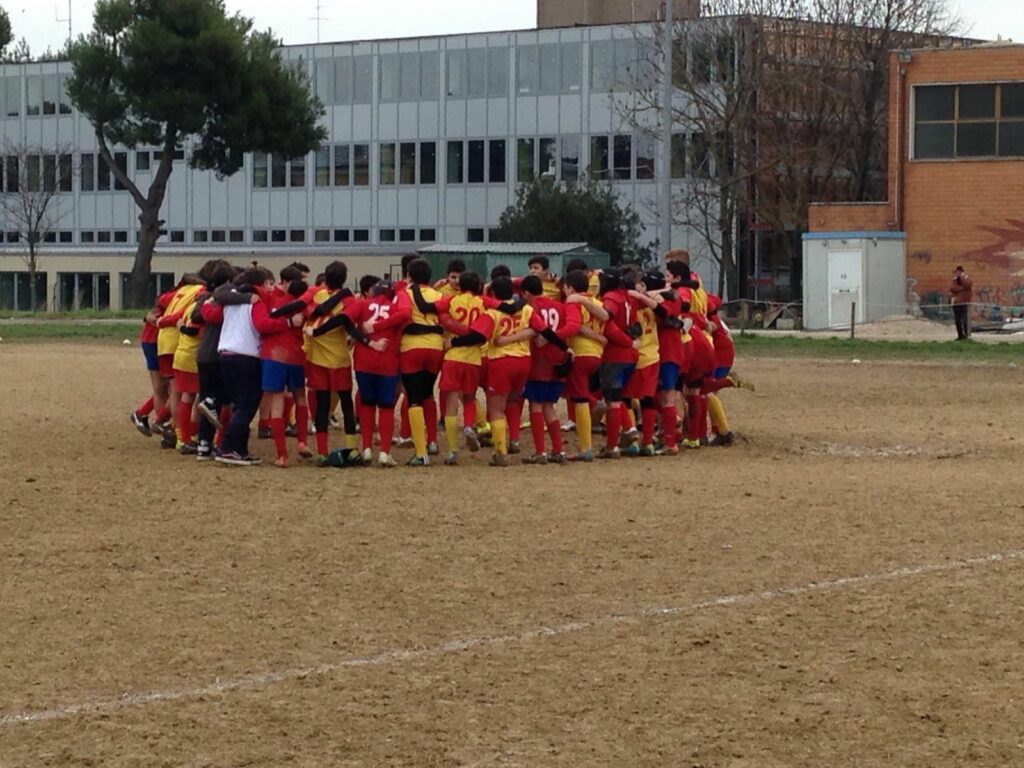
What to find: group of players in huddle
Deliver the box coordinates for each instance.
[128,249,745,468]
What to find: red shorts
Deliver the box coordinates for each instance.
[478,358,489,391]
[623,363,659,399]
[439,360,480,394]
[172,369,199,394]
[158,354,175,378]
[485,356,531,397]
[306,363,352,392]
[400,347,444,375]
[564,355,601,401]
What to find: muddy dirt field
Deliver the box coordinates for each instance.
[2,343,1023,767]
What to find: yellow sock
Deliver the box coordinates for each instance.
[574,402,592,452]
[344,433,359,450]
[475,398,488,428]
[490,418,508,454]
[409,406,427,457]
[444,415,459,453]
[707,394,730,433]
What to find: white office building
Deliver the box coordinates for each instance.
[0,21,715,310]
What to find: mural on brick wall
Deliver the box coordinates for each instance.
[912,219,1024,321]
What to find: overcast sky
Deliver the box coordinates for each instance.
[6,0,1023,55]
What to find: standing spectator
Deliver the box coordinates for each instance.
[950,265,973,341]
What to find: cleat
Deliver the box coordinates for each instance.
[257,427,272,440]
[489,452,509,467]
[700,436,710,447]
[655,445,679,456]
[682,439,701,450]
[729,372,754,392]
[464,427,480,452]
[242,453,263,465]
[285,423,298,438]
[709,431,735,447]
[378,452,398,468]
[215,451,258,466]
[196,398,221,430]
[427,441,439,456]
[507,440,521,455]
[561,420,576,433]
[160,427,177,449]
[568,450,594,462]
[407,455,430,467]
[444,451,458,465]
[360,447,373,464]
[476,423,492,437]
[314,454,330,467]
[130,411,152,437]
[522,453,549,465]
[549,452,569,465]
[328,415,342,430]
[395,436,413,448]
[273,456,289,468]
[178,442,198,456]
[638,444,656,457]
[596,447,621,460]
[622,443,641,457]
[296,443,313,459]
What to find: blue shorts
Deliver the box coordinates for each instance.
[658,362,681,392]
[261,360,305,393]
[713,366,731,381]
[142,342,159,372]
[524,380,565,404]
[355,371,399,407]
[599,362,636,392]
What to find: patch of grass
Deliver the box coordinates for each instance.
[0,323,140,342]
[0,309,142,320]
[734,334,1024,362]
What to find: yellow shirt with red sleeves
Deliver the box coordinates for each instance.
[475,304,537,361]
[438,282,460,298]
[400,284,445,353]
[305,287,355,369]
[570,303,606,359]
[635,305,660,370]
[172,296,203,373]
[587,273,601,297]
[157,284,204,356]
[443,292,489,366]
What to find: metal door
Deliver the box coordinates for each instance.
[828,249,863,327]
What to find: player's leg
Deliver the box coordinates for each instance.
[290,378,311,458]
[356,372,378,462]
[525,384,548,463]
[543,397,565,463]
[262,361,289,467]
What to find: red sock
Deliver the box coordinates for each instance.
[530,411,546,454]
[424,398,438,444]
[400,398,410,439]
[547,420,563,454]
[284,394,295,425]
[642,407,657,447]
[439,391,450,418]
[316,425,329,456]
[177,401,194,444]
[701,378,733,395]
[270,417,287,459]
[136,396,154,417]
[295,404,309,445]
[606,402,622,448]
[359,402,375,450]
[155,406,171,424]
[695,395,709,440]
[661,406,678,448]
[258,418,269,431]
[506,400,524,441]
[379,407,395,453]
[463,398,476,429]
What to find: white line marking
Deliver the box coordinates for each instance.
[3,549,1021,728]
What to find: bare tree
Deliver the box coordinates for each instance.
[0,143,75,310]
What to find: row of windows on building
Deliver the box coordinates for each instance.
[0,227,466,246]
[915,83,1024,160]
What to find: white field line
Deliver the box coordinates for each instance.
[3,549,1021,728]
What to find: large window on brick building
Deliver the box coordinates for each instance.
[914,82,1024,159]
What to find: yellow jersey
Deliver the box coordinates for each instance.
[444,293,487,366]
[172,296,202,373]
[157,284,204,356]
[401,284,444,353]
[636,306,660,369]
[570,304,605,359]
[587,273,601,297]
[305,287,353,369]
[484,304,535,360]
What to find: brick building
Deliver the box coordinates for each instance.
[809,43,1024,319]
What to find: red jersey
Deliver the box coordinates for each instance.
[352,294,410,375]
[711,315,735,371]
[528,296,581,381]
[252,289,306,366]
[656,295,686,367]
[600,289,640,365]
[141,288,175,344]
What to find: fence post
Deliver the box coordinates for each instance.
[850,301,856,339]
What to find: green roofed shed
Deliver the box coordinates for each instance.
[416,242,610,280]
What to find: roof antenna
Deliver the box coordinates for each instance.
[55,1,71,50]
[311,0,329,44]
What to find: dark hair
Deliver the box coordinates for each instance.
[209,262,236,289]
[446,258,466,275]
[564,270,590,294]
[490,263,511,281]
[238,266,272,287]
[520,274,543,296]
[359,274,381,295]
[400,253,419,276]
[314,272,326,286]
[459,271,483,295]
[198,259,230,285]
[642,271,665,291]
[407,258,432,285]
[287,279,307,298]
[599,268,621,295]
[528,255,549,270]
[324,260,348,290]
[666,261,691,280]
[280,263,306,282]
[491,276,515,301]
[565,258,588,274]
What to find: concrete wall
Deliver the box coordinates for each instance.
[537,0,699,28]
